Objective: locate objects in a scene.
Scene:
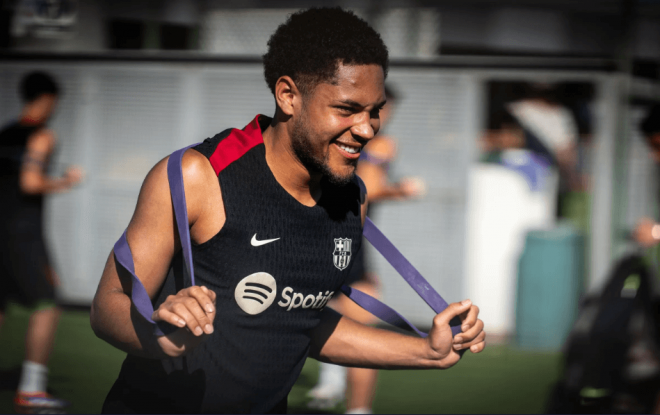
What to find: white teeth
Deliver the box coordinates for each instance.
[338,144,359,154]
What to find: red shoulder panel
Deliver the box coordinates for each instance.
[208,115,264,175]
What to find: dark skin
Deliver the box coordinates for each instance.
[90,63,486,368]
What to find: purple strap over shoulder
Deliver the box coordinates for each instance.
[114,145,459,338]
[167,145,198,287]
[113,144,197,336]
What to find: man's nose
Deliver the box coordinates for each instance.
[351,112,377,141]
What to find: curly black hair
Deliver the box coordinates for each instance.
[263,7,388,96]
[20,71,60,103]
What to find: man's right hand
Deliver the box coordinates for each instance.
[399,176,427,199]
[64,165,85,187]
[152,286,217,357]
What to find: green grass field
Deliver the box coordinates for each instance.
[0,303,563,414]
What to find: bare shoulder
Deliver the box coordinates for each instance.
[182,148,225,242]
[181,148,222,206]
[26,128,56,152]
[131,156,173,225]
[131,147,223,245]
[141,148,215,195]
[181,148,217,186]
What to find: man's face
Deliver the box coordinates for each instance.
[27,94,57,124]
[290,63,386,186]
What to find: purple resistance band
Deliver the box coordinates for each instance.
[355,219,461,337]
[114,145,197,336]
[113,145,461,338]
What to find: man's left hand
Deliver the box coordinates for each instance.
[426,300,486,369]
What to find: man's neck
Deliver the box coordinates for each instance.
[262,118,322,207]
[19,107,43,126]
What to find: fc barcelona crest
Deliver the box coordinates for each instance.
[333,238,352,270]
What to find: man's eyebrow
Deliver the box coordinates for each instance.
[337,99,387,108]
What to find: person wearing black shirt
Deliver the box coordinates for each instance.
[91,8,486,414]
[0,71,83,413]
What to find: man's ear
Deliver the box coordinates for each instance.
[274,76,302,117]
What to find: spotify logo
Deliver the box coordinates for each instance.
[234,272,277,315]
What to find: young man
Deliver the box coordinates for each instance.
[0,71,83,413]
[91,7,486,414]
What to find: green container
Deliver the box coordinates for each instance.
[515,225,584,350]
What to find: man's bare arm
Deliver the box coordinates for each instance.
[90,149,223,358]
[20,129,83,194]
[309,300,485,370]
[357,137,424,201]
[316,184,486,369]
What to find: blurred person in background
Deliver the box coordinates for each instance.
[634,104,660,248]
[558,83,594,193]
[479,109,553,192]
[508,82,580,216]
[307,84,426,414]
[480,109,527,163]
[0,71,83,413]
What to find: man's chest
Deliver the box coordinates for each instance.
[190,207,361,319]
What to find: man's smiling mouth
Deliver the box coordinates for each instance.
[336,143,360,154]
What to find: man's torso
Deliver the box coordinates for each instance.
[109,115,364,413]
[0,121,45,229]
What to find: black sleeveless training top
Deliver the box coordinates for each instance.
[106,115,364,414]
[0,121,45,229]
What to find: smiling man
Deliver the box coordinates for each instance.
[90,7,485,414]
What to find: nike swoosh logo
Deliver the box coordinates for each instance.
[251,234,280,247]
